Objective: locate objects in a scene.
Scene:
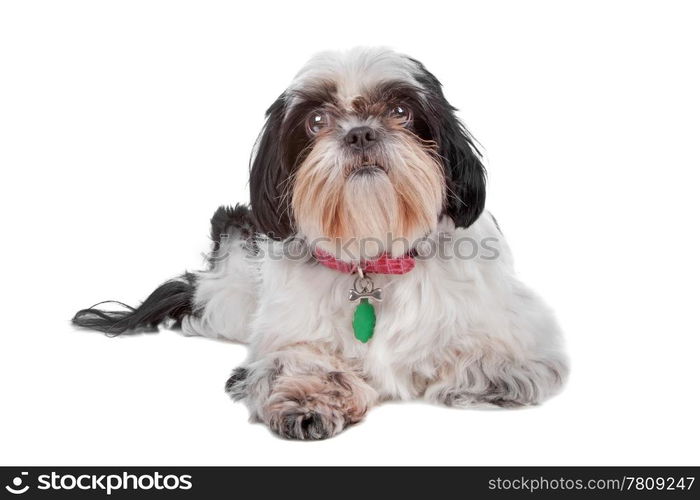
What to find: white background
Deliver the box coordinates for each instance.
[1,0,699,466]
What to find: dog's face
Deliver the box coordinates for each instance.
[250,48,486,258]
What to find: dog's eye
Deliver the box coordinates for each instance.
[389,105,412,124]
[306,111,330,135]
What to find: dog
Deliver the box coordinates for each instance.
[73,47,568,440]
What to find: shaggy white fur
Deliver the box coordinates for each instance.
[184,212,568,437]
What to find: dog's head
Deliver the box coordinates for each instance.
[250,47,485,258]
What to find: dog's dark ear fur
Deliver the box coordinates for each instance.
[249,93,294,239]
[411,59,487,229]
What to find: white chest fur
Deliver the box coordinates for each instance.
[246,213,538,399]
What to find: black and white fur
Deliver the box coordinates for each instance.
[74,48,568,440]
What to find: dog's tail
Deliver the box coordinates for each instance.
[73,203,256,337]
[72,273,197,336]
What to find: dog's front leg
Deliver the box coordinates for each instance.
[425,351,568,408]
[225,345,377,440]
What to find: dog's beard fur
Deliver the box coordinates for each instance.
[291,130,445,259]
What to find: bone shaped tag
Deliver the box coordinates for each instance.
[348,274,383,303]
[348,287,383,302]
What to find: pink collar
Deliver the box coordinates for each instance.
[314,248,416,275]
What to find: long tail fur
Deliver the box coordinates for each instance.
[72,273,197,336]
[72,204,254,336]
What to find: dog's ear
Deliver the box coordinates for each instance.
[411,59,487,229]
[439,109,487,229]
[249,93,294,239]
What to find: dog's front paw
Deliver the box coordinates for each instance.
[438,388,528,408]
[262,371,373,440]
[428,357,568,408]
[267,401,344,440]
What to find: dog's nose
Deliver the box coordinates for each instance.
[345,126,377,150]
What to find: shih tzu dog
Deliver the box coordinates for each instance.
[73,47,568,440]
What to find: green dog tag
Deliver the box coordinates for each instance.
[352,298,376,343]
